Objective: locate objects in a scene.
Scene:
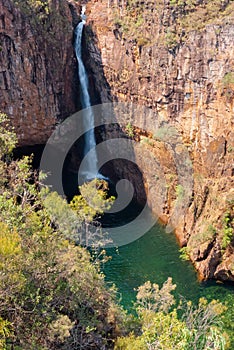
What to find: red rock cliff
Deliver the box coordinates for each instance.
[85,0,234,281]
[0,0,80,146]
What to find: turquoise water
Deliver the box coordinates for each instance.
[103,223,234,310]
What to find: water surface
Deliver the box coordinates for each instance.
[103,223,234,310]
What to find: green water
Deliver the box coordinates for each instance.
[103,223,234,310]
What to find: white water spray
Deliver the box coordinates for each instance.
[74,5,99,180]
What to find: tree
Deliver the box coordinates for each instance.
[42,179,115,248]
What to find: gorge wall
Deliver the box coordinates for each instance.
[0,0,80,146]
[85,0,234,282]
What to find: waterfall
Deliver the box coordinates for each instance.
[74,6,99,180]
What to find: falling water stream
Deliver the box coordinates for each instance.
[74,6,99,180]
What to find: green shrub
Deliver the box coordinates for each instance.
[137,36,149,47]
[175,184,185,201]
[115,279,227,350]
[0,114,121,349]
[165,30,179,49]
[222,211,234,249]
[222,72,234,87]
[125,122,134,138]
[179,246,190,261]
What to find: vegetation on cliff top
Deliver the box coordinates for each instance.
[112,0,234,49]
[13,0,71,47]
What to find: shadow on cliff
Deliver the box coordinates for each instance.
[62,23,148,226]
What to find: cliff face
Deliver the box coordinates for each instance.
[0,0,80,146]
[85,0,234,281]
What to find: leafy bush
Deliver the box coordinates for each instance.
[125,122,134,138]
[0,114,122,349]
[222,211,234,249]
[175,184,185,202]
[165,30,179,50]
[222,72,234,87]
[115,279,227,350]
[179,246,190,260]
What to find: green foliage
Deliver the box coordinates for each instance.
[111,0,152,47]
[0,113,17,156]
[137,37,149,47]
[170,0,197,7]
[0,317,11,350]
[135,278,176,313]
[0,197,120,349]
[165,29,179,50]
[175,184,185,202]
[14,0,50,21]
[179,246,190,261]
[125,122,134,138]
[41,178,115,248]
[0,114,122,349]
[221,211,234,249]
[221,72,234,100]
[140,136,155,147]
[172,0,234,34]
[112,0,234,51]
[222,294,234,349]
[180,297,227,350]
[223,72,234,85]
[115,280,228,350]
[207,224,216,236]
[0,223,21,257]
[153,126,178,142]
[42,189,81,239]
[115,333,146,349]
[0,220,120,348]
[71,179,115,220]
[13,0,70,51]
[222,72,234,87]
[70,179,114,247]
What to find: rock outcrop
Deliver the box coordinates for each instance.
[84,0,234,281]
[0,0,80,146]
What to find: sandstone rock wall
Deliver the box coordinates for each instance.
[85,0,234,281]
[0,0,80,146]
